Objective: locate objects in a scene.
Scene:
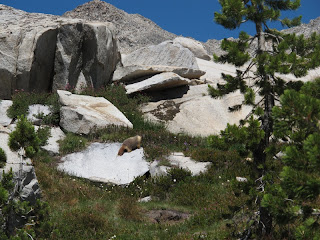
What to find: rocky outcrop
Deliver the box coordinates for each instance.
[58,142,149,185]
[61,0,222,57]
[52,22,119,91]
[141,84,252,137]
[113,65,205,82]
[125,72,190,94]
[283,16,320,37]
[173,37,211,60]
[122,41,199,69]
[113,40,205,95]
[58,90,133,134]
[0,5,119,99]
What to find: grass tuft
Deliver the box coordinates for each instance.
[117,195,144,222]
[59,133,87,154]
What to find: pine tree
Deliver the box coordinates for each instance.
[262,78,320,239]
[8,115,41,159]
[211,0,320,237]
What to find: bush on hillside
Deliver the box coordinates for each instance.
[0,147,7,168]
[7,91,60,126]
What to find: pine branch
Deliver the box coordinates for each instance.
[240,97,265,125]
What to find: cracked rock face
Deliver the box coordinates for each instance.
[0,4,120,99]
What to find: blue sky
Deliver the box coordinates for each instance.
[1,0,319,41]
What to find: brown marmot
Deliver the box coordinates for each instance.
[117,135,142,156]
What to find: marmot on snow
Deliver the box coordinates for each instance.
[117,135,142,156]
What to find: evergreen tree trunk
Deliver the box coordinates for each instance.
[255,21,274,237]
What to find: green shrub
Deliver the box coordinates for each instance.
[36,126,51,146]
[170,182,211,207]
[58,203,111,239]
[7,92,60,126]
[168,167,192,183]
[150,175,173,200]
[207,134,228,150]
[59,133,87,154]
[0,148,6,168]
[8,115,41,158]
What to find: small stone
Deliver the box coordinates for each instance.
[138,196,152,203]
[236,177,248,182]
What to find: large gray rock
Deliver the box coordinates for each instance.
[173,37,211,60]
[113,65,205,82]
[19,168,41,204]
[58,90,133,134]
[58,142,149,185]
[52,22,120,91]
[125,72,190,94]
[122,41,200,69]
[0,100,13,126]
[0,5,119,99]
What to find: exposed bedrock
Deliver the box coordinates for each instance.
[0,5,120,99]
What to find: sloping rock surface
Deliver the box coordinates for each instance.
[58,142,149,185]
[173,37,211,60]
[125,72,190,94]
[141,85,252,136]
[0,4,119,99]
[58,90,133,134]
[122,41,199,69]
[113,65,205,82]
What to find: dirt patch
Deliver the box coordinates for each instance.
[149,100,182,121]
[145,209,191,224]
